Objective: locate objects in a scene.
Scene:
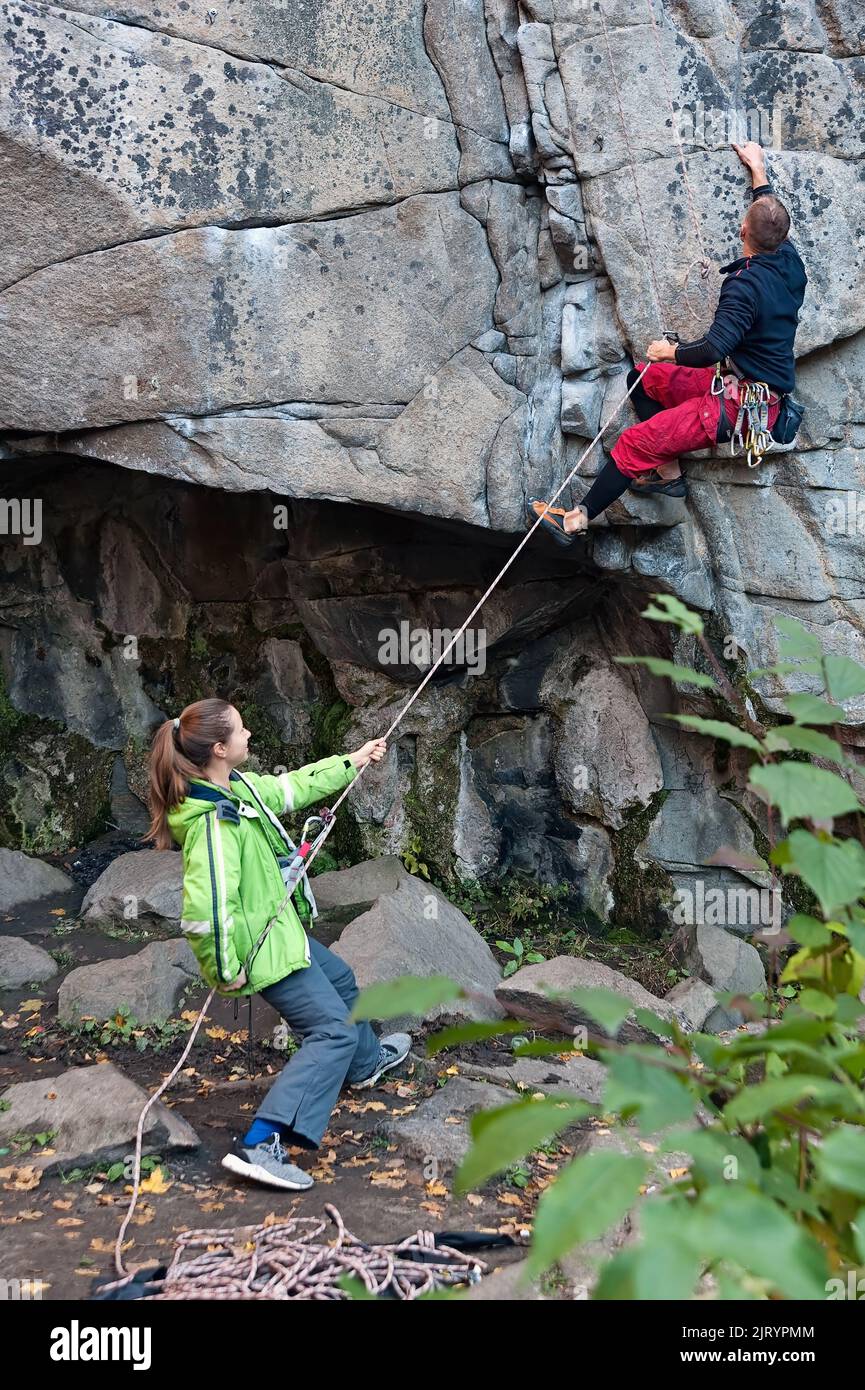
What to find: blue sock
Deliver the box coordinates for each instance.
[244,1117,283,1147]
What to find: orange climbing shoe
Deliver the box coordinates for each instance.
[525,498,584,546]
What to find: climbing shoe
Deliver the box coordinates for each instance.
[525,498,585,545]
[221,1132,314,1191]
[350,1032,412,1089]
[628,472,688,498]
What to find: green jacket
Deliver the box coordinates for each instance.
[167,754,358,995]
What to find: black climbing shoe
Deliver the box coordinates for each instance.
[628,472,688,498]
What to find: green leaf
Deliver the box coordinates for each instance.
[724,1075,856,1125]
[814,1126,865,1198]
[526,1151,647,1279]
[749,762,860,824]
[689,1185,829,1300]
[784,913,834,948]
[668,715,763,752]
[751,661,821,678]
[775,615,823,661]
[614,655,715,689]
[797,988,836,1019]
[603,1052,697,1133]
[642,593,705,635]
[632,1008,677,1040]
[454,1096,589,1194]
[425,1019,526,1055]
[350,974,462,1021]
[660,1127,763,1184]
[512,1039,588,1058]
[764,725,846,762]
[782,830,865,916]
[783,693,846,726]
[629,1204,703,1300]
[824,654,865,703]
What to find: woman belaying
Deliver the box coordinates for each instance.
[528,140,807,543]
[146,697,410,1191]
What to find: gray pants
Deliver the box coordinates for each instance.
[252,934,381,1150]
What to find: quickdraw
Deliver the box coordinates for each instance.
[733,380,773,468]
[711,364,775,468]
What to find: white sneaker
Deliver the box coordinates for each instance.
[221,1132,314,1191]
[350,1033,412,1089]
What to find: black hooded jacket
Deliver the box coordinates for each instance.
[674,185,807,393]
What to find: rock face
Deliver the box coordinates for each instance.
[0,0,863,927]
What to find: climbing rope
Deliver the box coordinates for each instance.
[105,1204,488,1300]
[112,361,656,1282]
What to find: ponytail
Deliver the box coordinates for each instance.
[144,697,235,849]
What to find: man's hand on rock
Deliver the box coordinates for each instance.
[732,141,767,186]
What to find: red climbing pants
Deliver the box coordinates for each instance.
[611,361,780,479]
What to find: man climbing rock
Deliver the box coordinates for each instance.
[528,141,807,543]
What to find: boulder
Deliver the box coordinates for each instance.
[456,1052,607,1104]
[81,850,183,930]
[665,976,720,1033]
[0,936,59,990]
[0,1062,199,1174]
[677,924,767,1030]
[384,1076,519,1168]
[0,848,75,912]
[495,956,689,1043]
[57,938,199,1026]
[320,858,503,1026]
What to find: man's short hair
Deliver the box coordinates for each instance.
[745,195,791,253]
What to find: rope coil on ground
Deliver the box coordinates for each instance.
[106,1204,488,1300]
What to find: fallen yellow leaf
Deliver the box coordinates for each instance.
[138,1168,173,1195]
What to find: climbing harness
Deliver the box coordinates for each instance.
[711,362,778,467]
